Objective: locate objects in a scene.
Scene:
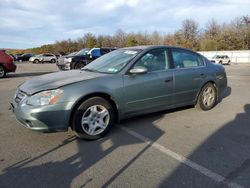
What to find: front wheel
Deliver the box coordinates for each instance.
[72,97,115,140]
[74,62,85,69]
[196,83,217,111]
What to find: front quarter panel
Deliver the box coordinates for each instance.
[59,74,124,118]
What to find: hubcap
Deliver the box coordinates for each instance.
[202,86,215,107]
[81,105,110,136]
[0,66,4,77]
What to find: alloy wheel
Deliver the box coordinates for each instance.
[81,105,110,136]
[202,86,216,107]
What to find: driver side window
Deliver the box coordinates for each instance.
[134,49,169,72]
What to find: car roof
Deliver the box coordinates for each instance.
[122,45,197,52]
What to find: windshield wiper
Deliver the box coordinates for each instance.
[81,68,113,74]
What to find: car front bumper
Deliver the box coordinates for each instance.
[11,97,74,132]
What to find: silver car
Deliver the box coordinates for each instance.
[211,55,231,65]
[11,46,227,140]
[29,53,57,64]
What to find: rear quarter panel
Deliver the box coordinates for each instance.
[204,60,228,97]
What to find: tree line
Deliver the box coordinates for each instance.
[9,15,250,55]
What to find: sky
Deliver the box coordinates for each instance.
[0,0,249,49]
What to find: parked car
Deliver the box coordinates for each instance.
[16,53,34,62]
[11,46,227,140]
[211,55,231,65]
[14,54,23,60]
[57,47,116,70]
[29,53,57,64]
[0,50,16,78]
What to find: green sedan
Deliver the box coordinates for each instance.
[11,46,227,140]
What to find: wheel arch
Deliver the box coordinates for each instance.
[69,92,119,129]
[33,59,39,63]
[0,64,6,77]
[195,80,218,104]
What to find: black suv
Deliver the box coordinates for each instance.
[57,48,116,70]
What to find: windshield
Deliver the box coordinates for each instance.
[82,49,140,74]
[76,48,89,56]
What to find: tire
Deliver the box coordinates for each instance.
[74,62,85,69]
[0,65,6,78]
[72,97,115,140]
[50,59,56,63]
[195,83,217,111]
[33,59,39,64]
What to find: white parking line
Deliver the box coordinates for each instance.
[118,125,244,188]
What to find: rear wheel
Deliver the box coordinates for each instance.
[72,97,115,140]
[0,65,6,78]
[196,83,217,111]
[50,59,56,63]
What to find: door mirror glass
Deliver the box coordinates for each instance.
[129,66,148,74]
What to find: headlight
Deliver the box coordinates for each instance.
[27,89,63,106]
[66,58,72,62]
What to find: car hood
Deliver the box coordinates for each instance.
[19,70,106,95]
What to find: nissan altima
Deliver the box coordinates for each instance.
[11,46,227,140]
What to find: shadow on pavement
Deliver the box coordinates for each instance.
[159,104,250,188]
[2,102,249,187]
[0,111,166,188]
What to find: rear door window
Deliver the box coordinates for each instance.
[172,49,204,69]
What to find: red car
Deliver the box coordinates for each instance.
[0,50,16,78]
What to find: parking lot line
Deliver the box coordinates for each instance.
[118,125,244,188]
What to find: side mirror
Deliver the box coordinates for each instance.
[129,66,148,75]
[87,53,92,59]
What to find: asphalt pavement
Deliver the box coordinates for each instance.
[0,63,250,188]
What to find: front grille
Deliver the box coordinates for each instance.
[15,90,27,104]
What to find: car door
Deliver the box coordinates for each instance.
[123,48,174,115]
[42,54,48,61]
[170,48,207,105]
